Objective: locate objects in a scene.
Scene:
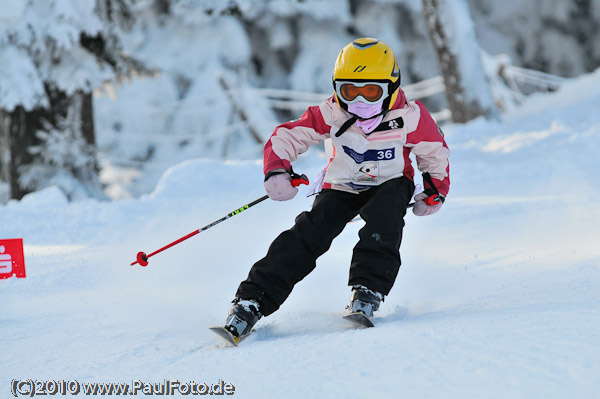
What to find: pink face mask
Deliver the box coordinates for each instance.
[348,101,384,134]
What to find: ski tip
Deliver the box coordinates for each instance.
[209,326,241,346]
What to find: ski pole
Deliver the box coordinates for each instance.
[131,171,309,267]
[406,172,443,208]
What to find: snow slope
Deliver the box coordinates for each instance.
[2,69,600,398]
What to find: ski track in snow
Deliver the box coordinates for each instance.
[2,71,600,398]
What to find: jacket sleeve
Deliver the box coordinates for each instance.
[406,101,450,197]
[263,102,332,174]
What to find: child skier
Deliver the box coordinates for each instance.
[218,38,450,340]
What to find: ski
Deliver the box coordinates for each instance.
[343,312,375,328]
[209,326,247,346]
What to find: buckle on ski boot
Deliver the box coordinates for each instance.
[224,298,262,338]
[348,285,383,318]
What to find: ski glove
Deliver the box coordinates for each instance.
[412,192,444,216]
[264,169,298,201]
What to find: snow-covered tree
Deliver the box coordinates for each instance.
[0,0,147,200]
[422,0,499,123]
[468,0,600,78]
[19,91,103,200]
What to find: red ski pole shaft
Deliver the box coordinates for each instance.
[130,172,309,267]
[131,194,270,266]
[138,230,202,264]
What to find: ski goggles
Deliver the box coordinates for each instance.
[334,81,389,104]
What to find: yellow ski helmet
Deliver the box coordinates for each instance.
[333,38,401,112]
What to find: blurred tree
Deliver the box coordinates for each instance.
[0,0,148,200]
[422,0,499,123]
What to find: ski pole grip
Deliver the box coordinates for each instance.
[424,194,445,205]
[290,173,309,187]
[264,168,309,187]
[421,172,444,205]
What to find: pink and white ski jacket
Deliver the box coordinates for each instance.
[263,91,450,196]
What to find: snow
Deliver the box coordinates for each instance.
[92,11,276,198]
[0,45,47,110]
[2,67,600,399]
[0,0,106,110]
[469,0,598,77]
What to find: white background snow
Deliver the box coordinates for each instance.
[2,65,600,398]
[2,0,600,397]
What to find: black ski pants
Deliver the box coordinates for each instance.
[236,176,415,316]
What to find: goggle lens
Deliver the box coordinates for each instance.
[339,83,384,102]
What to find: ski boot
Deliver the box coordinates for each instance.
[210,298,262,346]
[344,285,384,327]
[224,298,262,337]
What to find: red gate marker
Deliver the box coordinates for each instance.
[0,238,26,279]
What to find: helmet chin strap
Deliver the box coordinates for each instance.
[335,108,388,137]
[349,109,388,121]
[334,116,357,137]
